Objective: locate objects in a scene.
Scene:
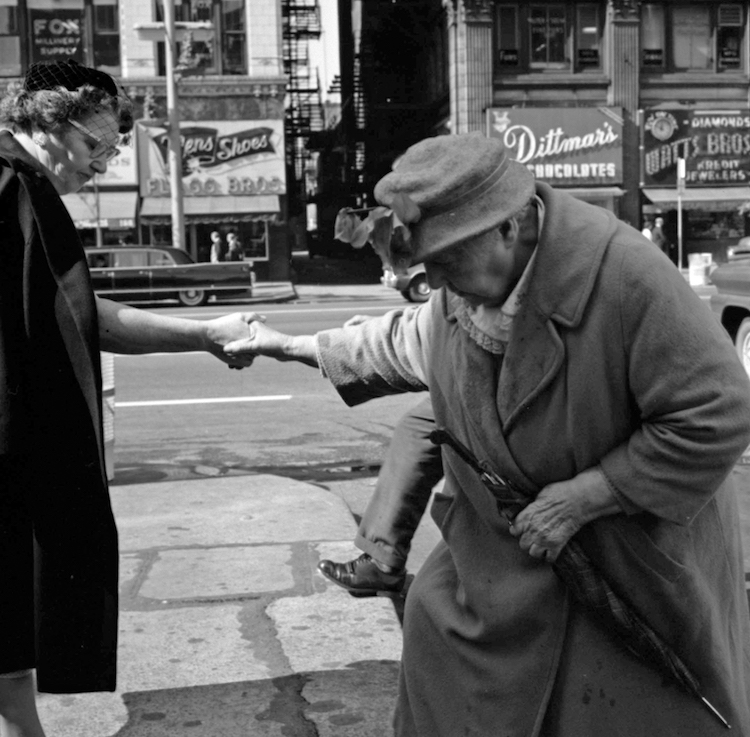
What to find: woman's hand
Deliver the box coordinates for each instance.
[508,467,620,562]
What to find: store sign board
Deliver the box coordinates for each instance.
[487,107,624,186]
[96,142,137,187]
[30,9,84,63]
[641,108,750,186]
[137,119,286,197]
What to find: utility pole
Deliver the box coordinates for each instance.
[135,4,212,252]
[163,0,185,250]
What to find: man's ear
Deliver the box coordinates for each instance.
[502,217,520,248]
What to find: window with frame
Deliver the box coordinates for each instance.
[93,0,120,74]
[495,2,603,73]
[0,0,20,77]
[640,2,745,73]
[156,0,246,76]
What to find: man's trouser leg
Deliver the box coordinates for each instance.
[355,395,443,570]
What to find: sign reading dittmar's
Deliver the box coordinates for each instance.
[487,107,623,186]
[641,108,750,187]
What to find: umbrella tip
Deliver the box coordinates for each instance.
[701,696,731,729]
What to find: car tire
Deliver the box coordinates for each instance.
[178,288,208,307]
[735,317,750,378]
[406,274,431,303]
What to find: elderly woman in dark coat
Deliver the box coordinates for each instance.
[0,60,253,736]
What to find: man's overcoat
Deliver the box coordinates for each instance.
[317,183,750,736]
[0,132,118,692]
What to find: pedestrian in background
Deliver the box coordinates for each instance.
[227,133,750,736]
[226,231,243,261]
[641,219,653,241]
[651,216,673,260]
[209,230,225,262]
[0,59,254,737]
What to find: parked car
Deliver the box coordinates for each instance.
[727,236,750,260]
[85,246,254,307]
[709,253,750,376]
[381,264,431,303]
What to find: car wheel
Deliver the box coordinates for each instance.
[178,288,208,307]
[735,317,750,378]
[407,274,431,303]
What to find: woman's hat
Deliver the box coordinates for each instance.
[23,59,119,97]
[374,132,535,264]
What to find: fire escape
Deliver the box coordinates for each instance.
[281,0,326,219]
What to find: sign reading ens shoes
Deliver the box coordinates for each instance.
[137,120,286,197]
[487,107,624,186]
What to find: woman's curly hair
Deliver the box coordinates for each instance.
[0,82,134,142]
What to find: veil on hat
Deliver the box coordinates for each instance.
[23,59,120,98]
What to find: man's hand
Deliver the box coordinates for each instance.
[508,467,620,562]
[203,312,266,368]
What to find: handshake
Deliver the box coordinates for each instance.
[219,313,320,370]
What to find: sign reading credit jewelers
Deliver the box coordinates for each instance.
[137,119,285,197]
[641,108,750,187]
[487,107,623,186]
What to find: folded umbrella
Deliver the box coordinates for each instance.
[429,427,731,730]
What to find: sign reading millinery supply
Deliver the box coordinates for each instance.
[30,9,84,64]
[487,107,623,186]
[137,119,286,197]
[641,108,750,186]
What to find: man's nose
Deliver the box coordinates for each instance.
[424,263,447,290]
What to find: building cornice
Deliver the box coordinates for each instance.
[124,77,286,100]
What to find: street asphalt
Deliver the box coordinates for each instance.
[35,275,750,736]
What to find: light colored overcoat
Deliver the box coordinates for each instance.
[317,183,750,736]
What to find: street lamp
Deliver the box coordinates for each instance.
[134,3,213,251]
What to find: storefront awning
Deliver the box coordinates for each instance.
[140,195,280,224]
[642,187,750,211]
[61,190,138,229]
[563,187,626,199]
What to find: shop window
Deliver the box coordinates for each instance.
[156,0,246,76]
[641,3,745,73]
[495,2,603,73]
[0,0,20,77]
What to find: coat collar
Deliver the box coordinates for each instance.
[497,183,618,430]
[440,183,618,435]
[526,182,617,327]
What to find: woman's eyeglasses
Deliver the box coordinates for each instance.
[68,119,120,162]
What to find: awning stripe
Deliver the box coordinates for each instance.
[61,190,138,228]
[643,187,750,211]
[140,194,280,218]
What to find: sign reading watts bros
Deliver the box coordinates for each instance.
[641,109,750,187]
[487,107,623,186]
[137,120,285,197]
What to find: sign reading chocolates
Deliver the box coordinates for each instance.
[487,107,623,186]
[641,108,750,186]
[137,119,286,197]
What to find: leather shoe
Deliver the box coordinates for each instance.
[318,554,406,597]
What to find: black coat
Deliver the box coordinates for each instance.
[0,132,118,693]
